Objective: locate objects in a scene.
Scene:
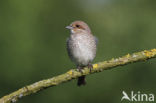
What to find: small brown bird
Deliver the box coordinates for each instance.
[66,20,97,86]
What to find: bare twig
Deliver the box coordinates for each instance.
[0,49,156,103]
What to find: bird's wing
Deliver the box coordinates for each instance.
[66,38,70,55]
[66,38,73,59]
[94,36,98,46]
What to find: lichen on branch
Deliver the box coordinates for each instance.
[0,49,156,103]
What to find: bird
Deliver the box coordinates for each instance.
[66,20,97,86]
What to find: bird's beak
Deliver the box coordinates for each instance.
[66,26,73,30]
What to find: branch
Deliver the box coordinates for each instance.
[0,49,156,103]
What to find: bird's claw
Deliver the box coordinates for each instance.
[88,63,93,72]
[77,66,83,73]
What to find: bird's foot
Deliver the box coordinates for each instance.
[77,66,84,73]
[88,63,93,72]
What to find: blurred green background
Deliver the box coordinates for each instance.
[0,0,156,103]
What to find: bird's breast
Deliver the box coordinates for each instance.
[70,34,96,65]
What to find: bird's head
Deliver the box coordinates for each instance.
[66,20,91,34]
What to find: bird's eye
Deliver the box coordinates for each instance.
[76,25,80,28]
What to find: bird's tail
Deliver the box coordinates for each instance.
[77,75,86,86]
